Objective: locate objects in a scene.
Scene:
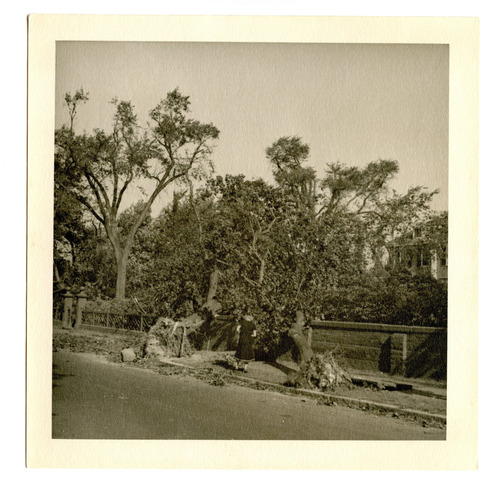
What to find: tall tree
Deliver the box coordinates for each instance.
[320,160,437,269]
[55,88,219,299]
[266,136,317,214]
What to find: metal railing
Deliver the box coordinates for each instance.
[81,309,157,332]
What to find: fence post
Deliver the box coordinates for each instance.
[62,292,74,329]
[140,315,144,332]
[74,290,87,329]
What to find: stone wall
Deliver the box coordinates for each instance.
[185,315,446,380]
[311,321,446,380]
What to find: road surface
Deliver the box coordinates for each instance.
[52,350,445,440]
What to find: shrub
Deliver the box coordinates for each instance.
[326,271,447,327]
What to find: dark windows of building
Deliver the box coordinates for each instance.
[416,249,430,268]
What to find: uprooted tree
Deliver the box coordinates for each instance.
[285,310,352,391]
[119,135,443,359]
[288,311,313,368]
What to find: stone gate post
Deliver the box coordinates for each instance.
[74,290,88,329]
[62,291,74,329]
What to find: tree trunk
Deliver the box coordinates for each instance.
[114,248,131,301]
[103,190,158,301]
[288,310,313,368]
[201,267,221,317]
[206,267,219,303]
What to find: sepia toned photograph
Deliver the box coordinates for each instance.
[27,15,478,469]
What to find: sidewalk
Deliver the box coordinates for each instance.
[172,351,446,397]
[160,351,447,427]
[348,370,446,400]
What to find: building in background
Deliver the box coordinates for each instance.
[389,214,448,283]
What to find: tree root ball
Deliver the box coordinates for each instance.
[288,352,352,392]
[141,316,201,359]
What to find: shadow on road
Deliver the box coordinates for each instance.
[267,361,298,377]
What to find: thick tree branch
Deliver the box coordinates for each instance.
[84,172,108,221]
[115,172,134,212]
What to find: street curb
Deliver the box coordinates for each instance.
[349,375,447,400]
[160,359,446,426]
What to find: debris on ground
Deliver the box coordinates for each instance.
[121,348,136,362]
[207,371,227,387]
[141,314,203,359]
[286,351,352,392]
[53,332,128,357]
[306,351,352,389]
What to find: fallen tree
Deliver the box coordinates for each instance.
[288,311,313,368]
[141,298,222,359]
[142,314,203,359]
[287,311,352,391]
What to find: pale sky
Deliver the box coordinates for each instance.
[55,42,448,216]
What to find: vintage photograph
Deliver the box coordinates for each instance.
[52,41,448,440]
[26,15,478,470]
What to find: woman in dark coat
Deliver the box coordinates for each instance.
[235,315,257,372]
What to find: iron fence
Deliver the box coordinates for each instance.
[81,309,157,332]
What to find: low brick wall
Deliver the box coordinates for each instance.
[311,321,446,380]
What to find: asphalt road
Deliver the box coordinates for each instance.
[52,350,445,440]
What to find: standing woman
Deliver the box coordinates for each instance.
[235,314,257,372]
